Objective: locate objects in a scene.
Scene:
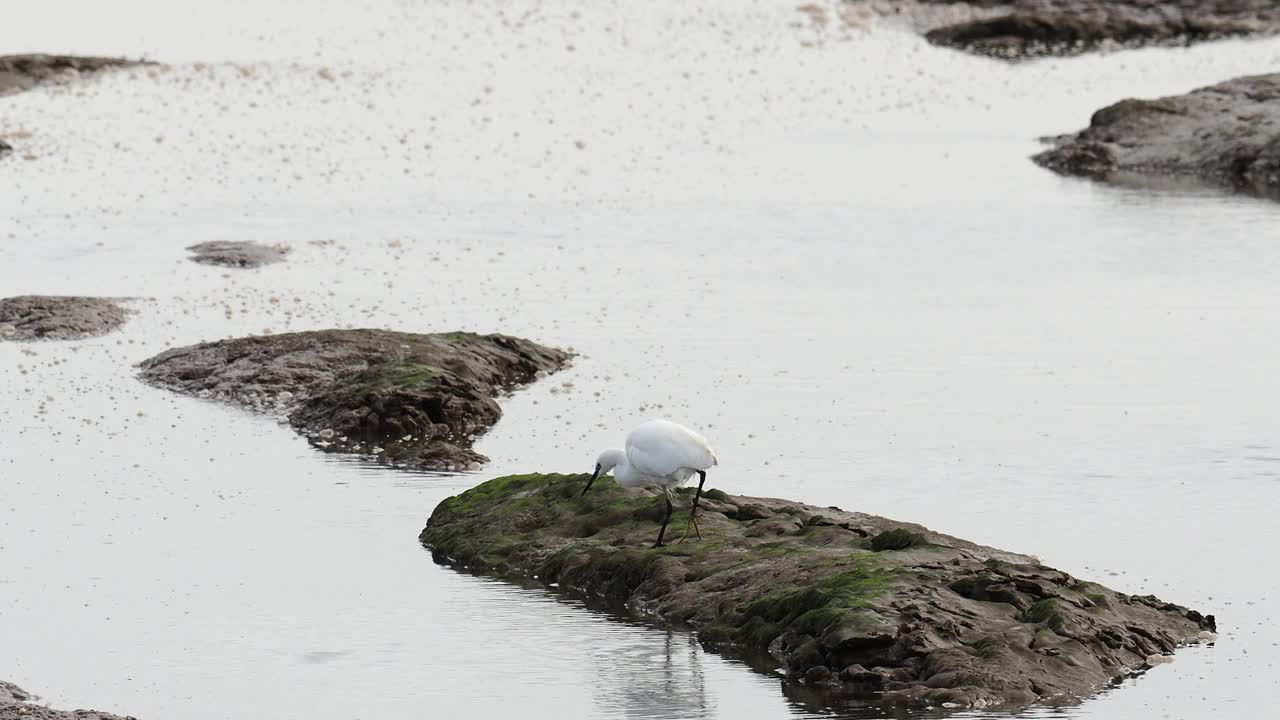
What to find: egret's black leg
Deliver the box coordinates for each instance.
[678,470,709,543]
[653,489,674,548]
[690,470,707,516]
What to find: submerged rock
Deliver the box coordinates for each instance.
[0,681,138,720]
[0,54,148,96]
[0,295,130,341]
[421,473,1215,710]
[884,0,1280,59]
[186,241,290,268]
[137,330,571,471]
[1034,73,1280,198]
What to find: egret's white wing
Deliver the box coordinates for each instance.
[625,419,717,478]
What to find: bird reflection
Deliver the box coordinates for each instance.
[591,630,711,719]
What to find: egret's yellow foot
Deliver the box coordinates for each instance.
[676,514,703,543]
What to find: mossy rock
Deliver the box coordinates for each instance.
[870,528,924,552]
[419,473,1216,711]
[1025,598,1067,634]
[138,329,571,471]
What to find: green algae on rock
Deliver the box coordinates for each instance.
[421,473,1217,710]
[137,330,570,471]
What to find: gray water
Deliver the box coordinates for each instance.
[2,1,1279,718]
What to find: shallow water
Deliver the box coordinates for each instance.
[2,1,1279,718]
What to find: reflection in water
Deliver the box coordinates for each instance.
[778,650,1192,720]
[300,650,352,664]
[1103,170,1280,204]
[451,567,1180,720]
[448,569,714,719]
[781,680,1079,720]
[593,632,710,719]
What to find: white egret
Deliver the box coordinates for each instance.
[580,419,719,548]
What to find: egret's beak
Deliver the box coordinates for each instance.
[580,464,602,497]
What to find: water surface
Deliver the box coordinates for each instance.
[2,1,1278,718]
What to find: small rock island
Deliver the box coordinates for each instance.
[0,54,148,96]
[902,0,1280,59]
[0,681,137,720]
[1035,73,1280,199]
[421,473,1215,710]
[0,295,131,341]
[185,241,290,268]
[138,330,571,471]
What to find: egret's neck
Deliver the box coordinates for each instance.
[599,448,627,473]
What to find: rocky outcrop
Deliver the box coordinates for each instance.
[1034,73,1280,198]
[138,330,571,471]
[887,0,1280,59]
[421,473,1217,710]
[186,241,290,268]
[1,55,152,162]
[0,295,131,341]
[0,54,147,96]
[0,681,137,720]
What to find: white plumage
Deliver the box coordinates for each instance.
[580,419,719,547]
[622,419,718,488]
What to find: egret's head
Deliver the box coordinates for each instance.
[580,449,624,498]
[595,448,624,475]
